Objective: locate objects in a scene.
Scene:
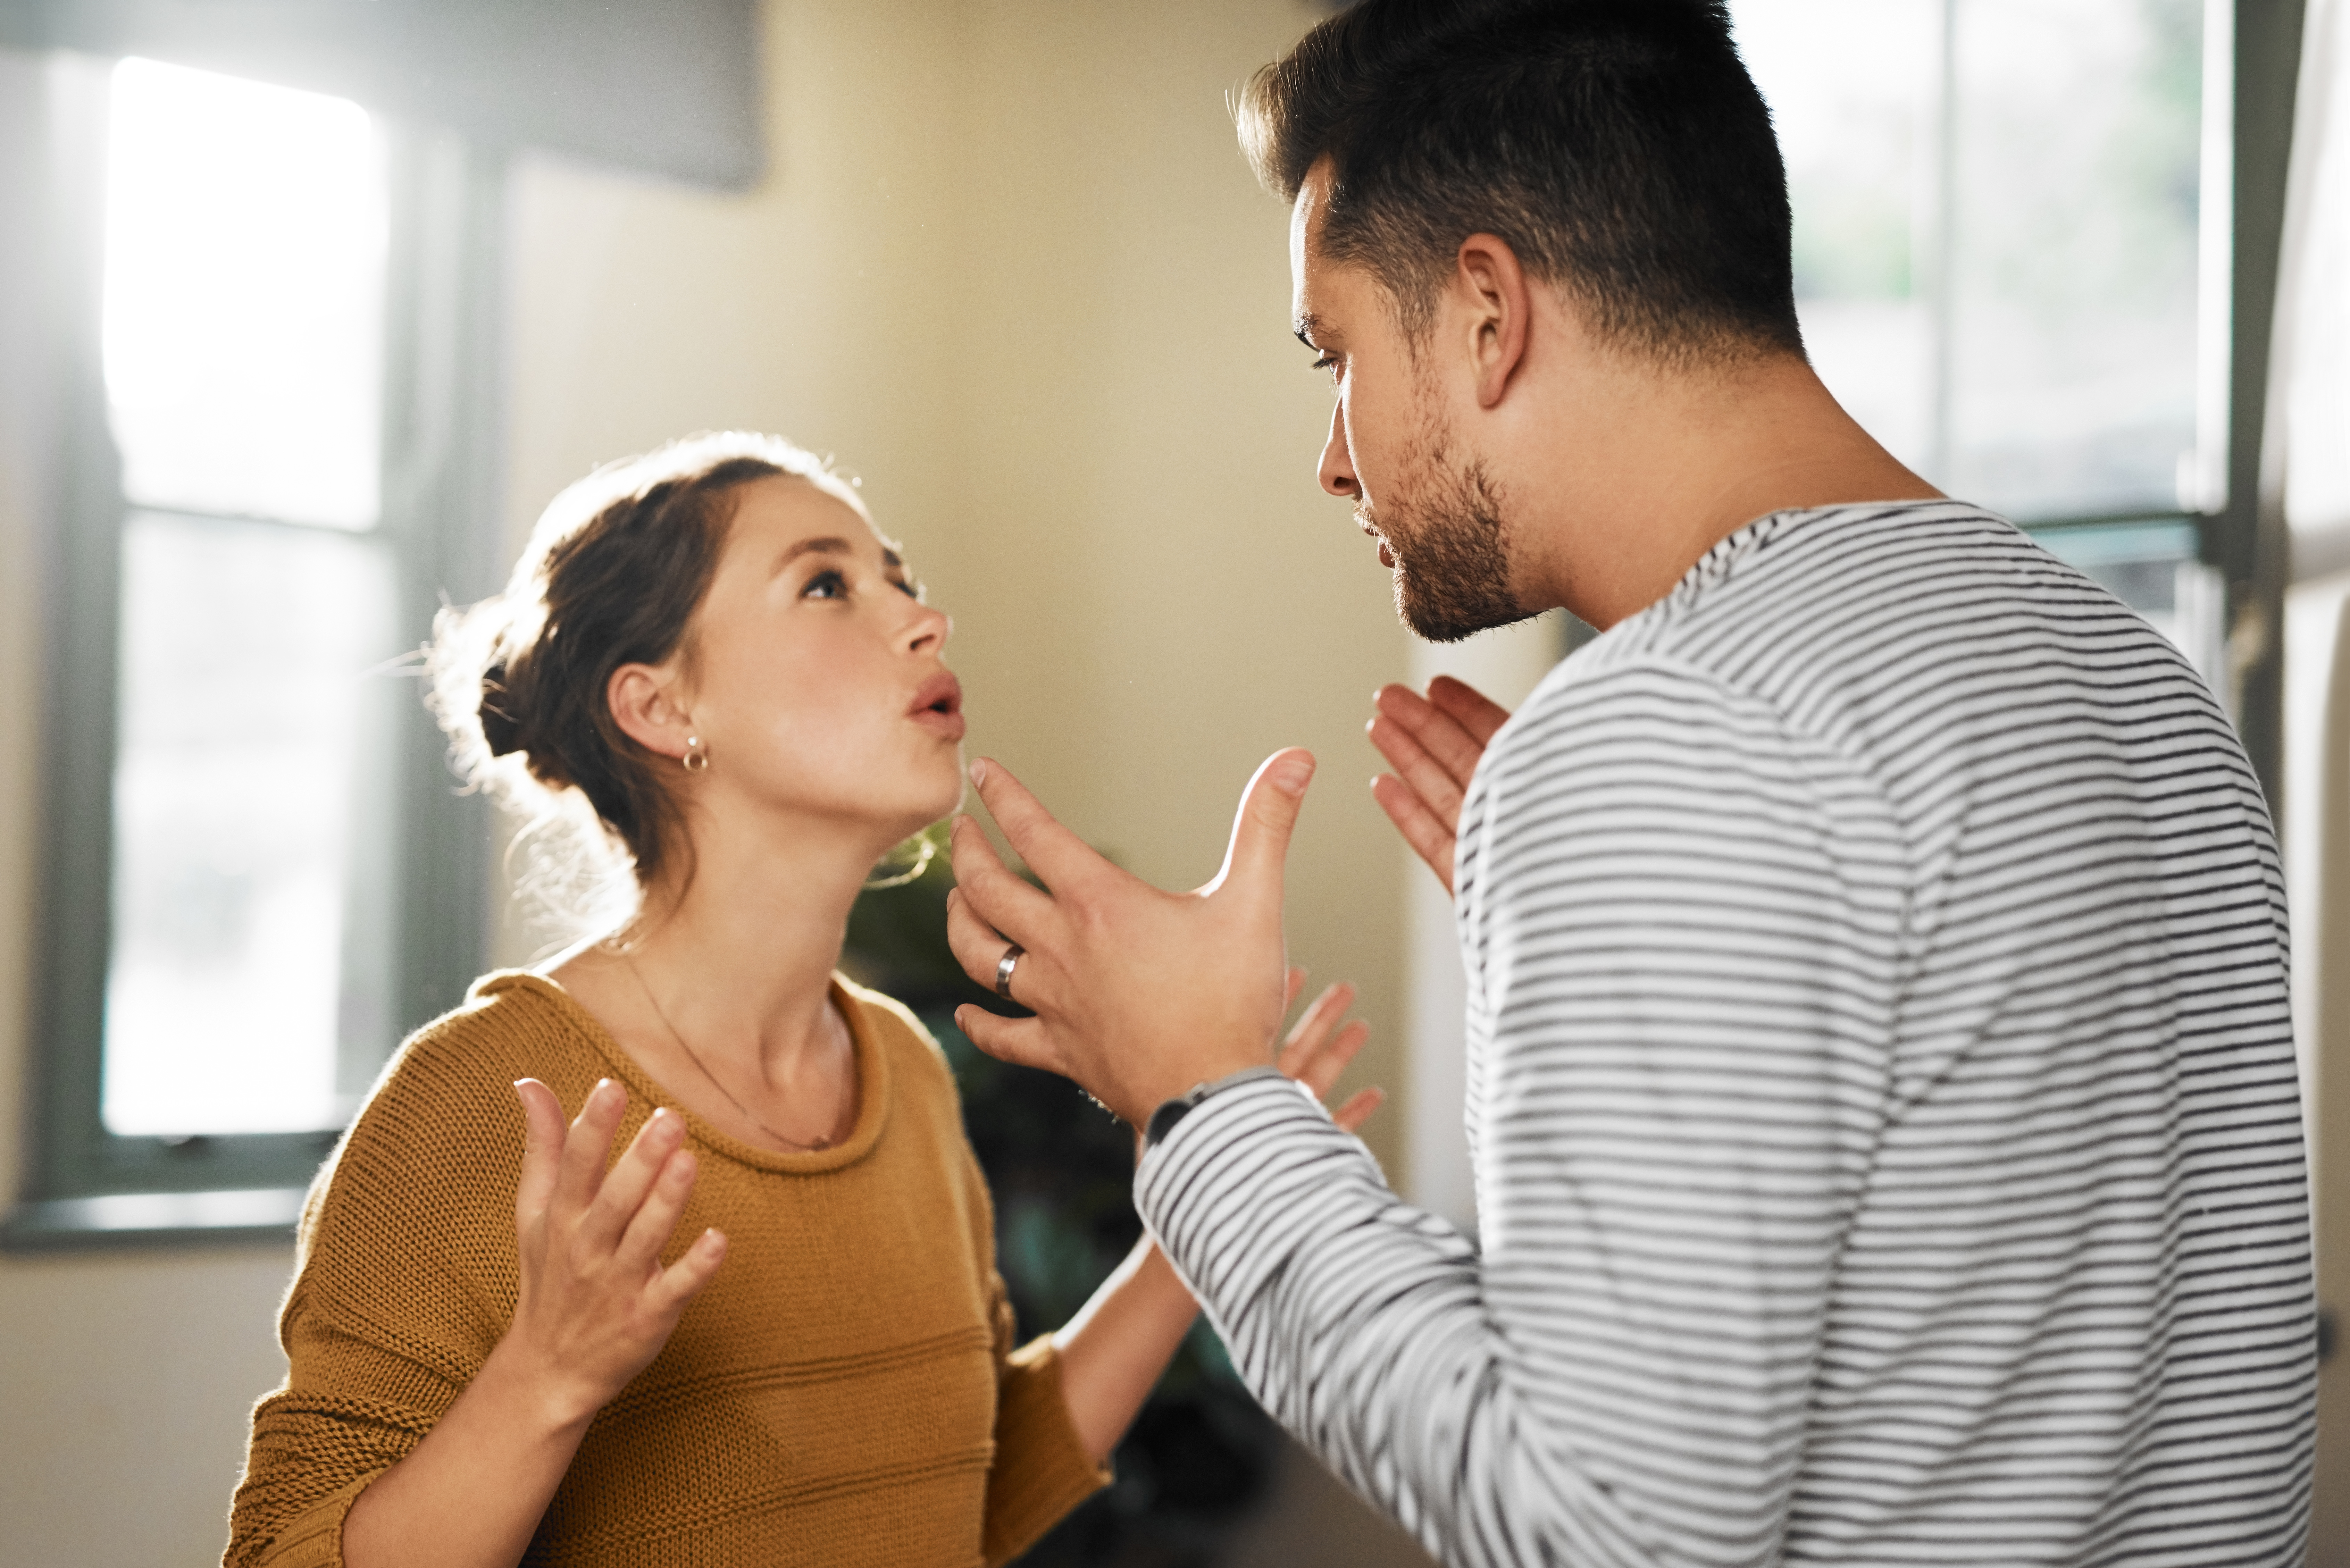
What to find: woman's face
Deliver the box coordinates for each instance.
[674,475,965,846]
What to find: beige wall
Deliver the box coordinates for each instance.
[1,4,1417,1563]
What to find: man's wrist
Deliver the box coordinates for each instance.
[1141,1065,1290,1148]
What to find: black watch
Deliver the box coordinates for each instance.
[1142,1066,1288,1147]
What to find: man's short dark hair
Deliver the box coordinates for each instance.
[1240,0,1804,363]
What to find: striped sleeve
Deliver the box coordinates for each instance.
[1137,660,1901,1568]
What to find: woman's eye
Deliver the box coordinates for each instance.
[802,568,848,600]
[892,577,920,600]
[1312,353,1340,383]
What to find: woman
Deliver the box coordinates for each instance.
[224,433,1377,1568]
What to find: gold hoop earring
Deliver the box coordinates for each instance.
[681,736,710,773]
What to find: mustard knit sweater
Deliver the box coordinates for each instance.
[225,971,1107,1568]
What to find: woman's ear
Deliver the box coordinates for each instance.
[607,662,693,762]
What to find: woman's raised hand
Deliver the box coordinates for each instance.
[1276,969,1382,1133]
[1367,676,1512,898]
[506,1079,727,1425]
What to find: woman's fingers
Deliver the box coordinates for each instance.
[1427,674,1511,746]
[1374,684,1488,802]
[1278,983,1378,1124]
[580,1107,687,1253]
[512,1079,568,1231]
[648,1229,729,1317]
[1368,710,1469,831]
[553,1080,627,1222]
[1277,981,1356,1076]
[1370,774,1458,896]
[612,1143,700,1275]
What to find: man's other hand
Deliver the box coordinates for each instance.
[944,750,1315,1125]
[1368,676,1510,897]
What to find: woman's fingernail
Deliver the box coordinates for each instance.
[969,759,989,787]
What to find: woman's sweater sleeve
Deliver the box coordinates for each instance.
[224,1024,521,1568]
[978,1276,1111,1567]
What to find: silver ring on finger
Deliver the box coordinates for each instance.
[995,942,1025,1001]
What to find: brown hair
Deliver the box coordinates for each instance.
[430,432,851,912]
[1238,0,1803,362]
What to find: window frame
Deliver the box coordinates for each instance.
[2,95,508,1249]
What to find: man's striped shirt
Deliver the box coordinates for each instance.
[1136,501,2315,1567]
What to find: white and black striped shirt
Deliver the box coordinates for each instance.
[1136,502,2315,1567]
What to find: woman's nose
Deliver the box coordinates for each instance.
[904,599,950,654]
[1319,398,1358,499]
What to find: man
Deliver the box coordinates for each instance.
[942,1,2317,1562]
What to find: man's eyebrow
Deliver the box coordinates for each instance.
[1294,313,1328,350]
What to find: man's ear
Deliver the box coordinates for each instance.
[1455,233,1532,410]
[607,662,694,762]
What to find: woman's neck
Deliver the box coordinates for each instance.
[605,808,890,1085]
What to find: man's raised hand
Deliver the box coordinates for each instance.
[944,751,1316,1126]
[1367,676,1511,897]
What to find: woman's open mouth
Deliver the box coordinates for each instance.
[908,671,966,740]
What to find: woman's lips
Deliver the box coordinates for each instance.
[909,672,966,740]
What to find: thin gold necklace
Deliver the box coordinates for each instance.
[622,952,847,1154]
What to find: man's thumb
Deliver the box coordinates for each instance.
[1209,748,1315,898]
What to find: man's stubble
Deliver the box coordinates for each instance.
[1361,403,1531,644]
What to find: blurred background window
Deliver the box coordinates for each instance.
[1729,0,2233,691]
[98,59,401,1139]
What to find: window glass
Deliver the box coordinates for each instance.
[1729,0,2213,523]
[96,60,401,1138]
[102,58,386,531]
[102,514,401,1136]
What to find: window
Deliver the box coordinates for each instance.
[1727,0,2274,716]
[5,58,506,1246]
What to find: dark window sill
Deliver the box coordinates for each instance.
[1,1187,304,1251]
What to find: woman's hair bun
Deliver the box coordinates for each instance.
[478,659,526,758]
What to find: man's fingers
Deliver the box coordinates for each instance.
[1209,748,1315,903]
[952,1005,1062,1075]
[965,759,1114,893]
[946,816,1055,940]
[512,1079,567,1228]
[1371,774,1458,897]
[1427,675,1511,746]
[555,1079,626,1218]
[945,887,1056,1009]
[1368,713,1469,831]
[1330,1086,1385,1134]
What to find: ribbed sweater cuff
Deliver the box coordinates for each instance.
[248,1472,379,1568]
[981,1335,1110,1566]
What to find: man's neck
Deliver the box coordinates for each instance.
[1509,350,1940,630]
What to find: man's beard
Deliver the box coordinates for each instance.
[1360,418,1529,644]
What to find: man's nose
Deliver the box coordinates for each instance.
[1318,399,1358,499]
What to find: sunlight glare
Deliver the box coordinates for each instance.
[103,57,386,529]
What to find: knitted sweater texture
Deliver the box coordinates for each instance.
[225,971,1106,1568]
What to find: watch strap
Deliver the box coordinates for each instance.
[1143,1065,1290,1148]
